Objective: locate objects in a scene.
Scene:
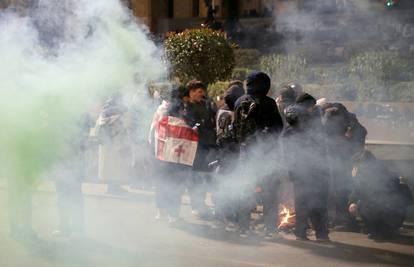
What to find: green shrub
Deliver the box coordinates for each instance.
[260,53,307,90]
[164,28,235,85]
[347,51,405,101]
[233,49,261,68]
[208,81,230,100]
[231,67,251,81]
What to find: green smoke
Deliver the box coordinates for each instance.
[0,0,164,184]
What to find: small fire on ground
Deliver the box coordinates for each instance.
[278,204,296,230]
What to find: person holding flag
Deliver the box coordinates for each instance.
[153,86,197,223]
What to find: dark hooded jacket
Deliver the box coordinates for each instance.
[223,84,245,111]
[282,99,328,184]
[322,102,367,157]
[350,150,407,232]
[216,84,244,148]
[234,71,283,135]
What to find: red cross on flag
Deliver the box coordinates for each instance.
[156,116,199,166]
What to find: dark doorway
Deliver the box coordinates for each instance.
[168,0,174,18]
[192,0,200,17]
[223,0,240,21]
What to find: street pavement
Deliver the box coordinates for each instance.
[1,182,414,267]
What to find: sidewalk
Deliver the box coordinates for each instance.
[0,178,412,225]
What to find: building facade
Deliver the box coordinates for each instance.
[127,0,299,33]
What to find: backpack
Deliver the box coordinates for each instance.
[233,96,258,144]
[216,109,235,147]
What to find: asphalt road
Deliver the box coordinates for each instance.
[1,189,414,267]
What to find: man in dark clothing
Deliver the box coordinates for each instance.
[185,80,217,217]
[283,93,330,241]
[216,81,244,151]
[214,81,245,226]
[53,113,93,238]
[235,72,283,138]
[276,84,303,127]
[321,102,367,231]
[233,71,283,236]
[350,150,409,240]
[154,86,190,224]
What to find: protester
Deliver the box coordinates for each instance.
[214,81,245,227]
[153,86,192,223]
[233,71,283,237]
[283,93,330,241]
[95,93,132,195]
[276,83,303,127]
[185,80,217,218]
[349,150,412,240]
[321,101,367,231]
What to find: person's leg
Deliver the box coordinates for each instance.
[8,177,36,241]
[293,183,309,239]
[189,172,208,214]
[262,177,279,234]
[166,175,185,219]
[237,188,255,233]
[309,202,329,240]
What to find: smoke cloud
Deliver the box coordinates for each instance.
[0,0,164,181]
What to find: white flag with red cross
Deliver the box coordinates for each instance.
[156,116,199,166]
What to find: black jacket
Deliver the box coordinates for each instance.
[234,71,283,136]
[282,104,328,184]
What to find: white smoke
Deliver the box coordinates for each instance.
[0,0,165,179]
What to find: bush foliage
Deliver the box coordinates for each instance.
[347,51,406,101]
[258,51,412,102]
[233,49,261,68]
[164,28,235,85]
[260,53,308,90]
[208,81,230,100]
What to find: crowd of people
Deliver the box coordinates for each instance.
[142,71,413,241]
[7,71,413,245]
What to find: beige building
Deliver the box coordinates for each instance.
[123,0,300,33]
[1,0,302,35]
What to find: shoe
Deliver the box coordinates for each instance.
[211,220,225,229]
[155,208,167,221]
[333,224,360,233]
[225,222,237,231]
[295,235,310,241]
[191,209,199,216]
[264,229,279,239]
[239,230,250,238]
[168,216,179,225]
[316,237,331,243]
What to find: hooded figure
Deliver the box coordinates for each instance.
[216,83,245,148]
[224,83,245,111]
[213,82,245,225]
[282,92,330,241]
[234,71,283,136]
[232,71,284,236]
[350,150,408,239]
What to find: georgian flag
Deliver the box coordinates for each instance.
[156,116,199,166]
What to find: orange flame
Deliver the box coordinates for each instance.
[278,204,296,229]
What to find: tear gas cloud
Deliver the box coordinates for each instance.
[268,0,414,143]
[0,0,164,181]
